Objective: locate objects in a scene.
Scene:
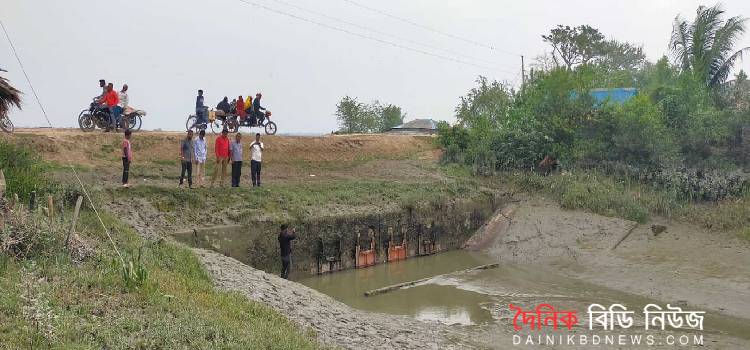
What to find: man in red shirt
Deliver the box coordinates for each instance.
[99,83,120,131]
[211,129,231,187]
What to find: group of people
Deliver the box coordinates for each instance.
[98,79,129,132]
[178,129,265,189]
[199,90,267,126]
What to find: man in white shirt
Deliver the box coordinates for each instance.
[250,133,264,187]
[117,84,129,129]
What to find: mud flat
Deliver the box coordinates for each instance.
[488,196,750,321]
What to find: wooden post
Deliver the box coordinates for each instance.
[47,195,54,220]
[29,191,36,210]
[12,193,19,210]
[65,196,84,248]
[0,169,6,198]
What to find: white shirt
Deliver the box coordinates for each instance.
[250,141,264,162]
[118,91,129,109]
[193,138,207,162]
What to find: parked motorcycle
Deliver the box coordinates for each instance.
[185,108,226,134]
[225,110,277,135]
[78,97,146,132]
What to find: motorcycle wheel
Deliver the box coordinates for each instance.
[264,121,277,135]
[126,114,142,132]
[225,118,239,133]
[0,117,14,133]
[78,113,96,132]
[185,115,198,131]
[210,118,225,134]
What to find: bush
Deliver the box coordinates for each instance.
[0,210,61,260]
[0,140,49,201]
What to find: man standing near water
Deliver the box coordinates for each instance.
[278,224,297,279]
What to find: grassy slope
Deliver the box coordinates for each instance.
[0,210,320,349]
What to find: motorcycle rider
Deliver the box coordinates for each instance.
[216,96,231,114]
[236,95,246,121]
[252,92,266,126]
[99,83,119,131]
[98,79,106,98]
[195,89,207,126]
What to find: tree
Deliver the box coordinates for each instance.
[378,103,404,132]
[670,4,750,87]
[335,96,366,133]
[455,76,514,129]
[336,96,405,133]
[542,25,605,69]
[0,70,22,119]
[598,40,647,72]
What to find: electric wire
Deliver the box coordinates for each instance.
[340,0,522,57]
[0,19,126,265]
[236,0,516,74]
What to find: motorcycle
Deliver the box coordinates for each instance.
[78,97,146,132]
[225,110,277,135]
[186,107,226,134]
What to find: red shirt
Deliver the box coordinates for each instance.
[215,135,230,158]
[102,90,119,107]
[236,99,246,117]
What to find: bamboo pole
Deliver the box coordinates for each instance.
[364,263,499,297]
[611,224,639,250]
[65,196,84,248]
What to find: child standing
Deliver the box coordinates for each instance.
[230,133,243,187]
[122,130,132,188]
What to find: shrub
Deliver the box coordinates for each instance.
[0,140,50,201]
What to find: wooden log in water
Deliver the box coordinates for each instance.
[364,263,499,297]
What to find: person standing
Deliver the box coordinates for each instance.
[121,130,132,188]
[211,129,230,187]
[116,84,129,129]
[100,83,119,131]
[179,130,195,189]
[250,133,264,187]
[194,129,207,187]
[278,224,297,279]
[230,133,244,187]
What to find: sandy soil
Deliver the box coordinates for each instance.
[486,196,750,321]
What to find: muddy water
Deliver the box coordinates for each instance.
[300,250,750,342]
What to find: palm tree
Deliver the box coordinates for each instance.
[670,4,750,87]
[0,69,22,118]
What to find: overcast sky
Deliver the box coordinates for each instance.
[2,0,749,133]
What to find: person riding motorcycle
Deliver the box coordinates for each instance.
[216,96,231,114]
[99,83,119,131]
[251,92,266,126]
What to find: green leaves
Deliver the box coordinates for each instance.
[335,96,405,133]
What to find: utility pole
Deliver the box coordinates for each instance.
[521,55,526,87]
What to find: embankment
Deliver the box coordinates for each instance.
[175,194,505,277]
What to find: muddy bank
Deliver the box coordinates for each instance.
[175,195,505,277]
[487,196,750,320]
[194,248,470,350]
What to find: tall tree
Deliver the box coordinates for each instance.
[542,25,605,69]
[670,4,750,87]
[0,70,22,119]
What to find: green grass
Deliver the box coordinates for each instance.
[504,169,750,231]
[0,209,320,349]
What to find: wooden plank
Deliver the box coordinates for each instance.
[611,224,639,250]
[364,263,499,297]
[65,196,84,248]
